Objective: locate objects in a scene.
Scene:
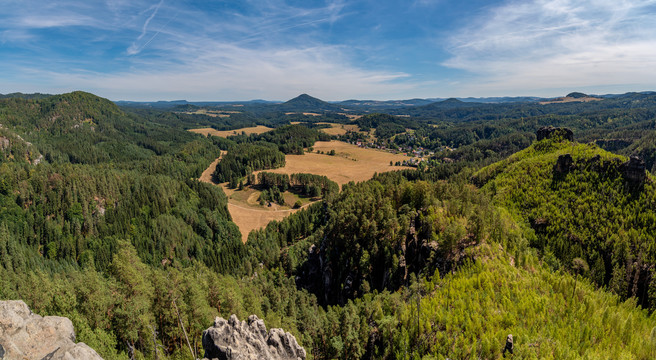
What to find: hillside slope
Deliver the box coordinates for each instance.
[475,132,656,308]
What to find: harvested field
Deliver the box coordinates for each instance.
[181,109,242,117]
[189,125,273,138]
[254,140,414,186]
[539,96,602,105]
[198,141,414,242]
[339,113,362,120]
[226,202,299,242]
[317,123,350,136]
[285,112,322,116]
[289,122,361,136]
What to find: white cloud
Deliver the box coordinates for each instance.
[0,0,419,100]
[28,42,410,101]
[443,0,656,96]
[18,15,95,28]
[127,0,164,55]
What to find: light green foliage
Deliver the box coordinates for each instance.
[393,253,656,359]
[477,137,656,308]
[3,92,656,359]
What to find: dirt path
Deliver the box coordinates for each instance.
[198,152,309,243]
[199,152,225,183]
[198,141,412,242]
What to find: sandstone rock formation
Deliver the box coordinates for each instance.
[202,314,306,360]
[536,126,574,141]
[554,153,574,174]
[620,156,647,186]
[0,300,103,360]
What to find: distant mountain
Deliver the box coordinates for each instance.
[338,98,435,108]
[276,94,343,112]
[337,96,540,109]
[456,96,542,103]
[115,99,279,109]
[419,97,487,110]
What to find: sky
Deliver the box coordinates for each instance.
[1,0,656,101]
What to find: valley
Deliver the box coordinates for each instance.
[2,90,656,359]
[188,125,274,137]
[4,2,656,359]
[196,134,415,241]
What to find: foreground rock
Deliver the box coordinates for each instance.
[202,314,306,360]
[0,300,103,360]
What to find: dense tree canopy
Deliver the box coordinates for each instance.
[2,91,656,359]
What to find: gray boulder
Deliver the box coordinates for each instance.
[0,300,103,360]
[202,314,306,360]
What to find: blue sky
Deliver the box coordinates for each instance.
[1,0,656,101]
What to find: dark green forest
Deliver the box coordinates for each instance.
[2,91,656,359]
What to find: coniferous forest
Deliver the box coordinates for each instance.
[2,91,656,359]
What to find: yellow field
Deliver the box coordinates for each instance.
[198,140,414,242]
[317,123,349,136]
[285,112,322,116]
[290,122,362,136]
[189,125,273,138]
[254,140,413,186]
[181,109,242,117]
[197,153,304,242]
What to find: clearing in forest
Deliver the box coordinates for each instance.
[198,156,311,243]
[289,121,364,136]
[315,123,359,136]
[189,125,273,137]
[254,140,414,186]
[199,140,414,242]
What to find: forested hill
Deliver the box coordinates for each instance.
[475,130,656,308]
[0,91,221,169]
[2,91,656,359]
[0,92,253,357]
[277,93,343,112]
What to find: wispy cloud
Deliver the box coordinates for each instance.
[127,0,164,55]
[443,0,656,95]
[35,43,410,101]
[18,15,95,29]
[0,0,414,100]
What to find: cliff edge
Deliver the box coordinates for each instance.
[0,300,103,360]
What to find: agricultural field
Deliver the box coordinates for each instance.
[316,122,360,136]
[223,187,306,242]
[290,121,370,137]
[199,140,414,241]
[189,125,273,137]
[181,109,241,117]
[198,154,310,242]
[255,140,414,186]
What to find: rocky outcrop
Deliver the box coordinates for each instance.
[0,137,9,150]
[202,314,306,360]
[620,156,646,186]
[0,300,103,360]
[554,153,574,174]
[536,126,574,141]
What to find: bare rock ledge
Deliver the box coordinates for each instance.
[0,300,103,360]
[202,314,306,360]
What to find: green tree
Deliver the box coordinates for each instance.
[111,240,155,355]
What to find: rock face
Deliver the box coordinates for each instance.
[554,153,574,174]
[620,156,647,186]
[536,126,574,141]
[202,314,306,360]
[0,300,103,360]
